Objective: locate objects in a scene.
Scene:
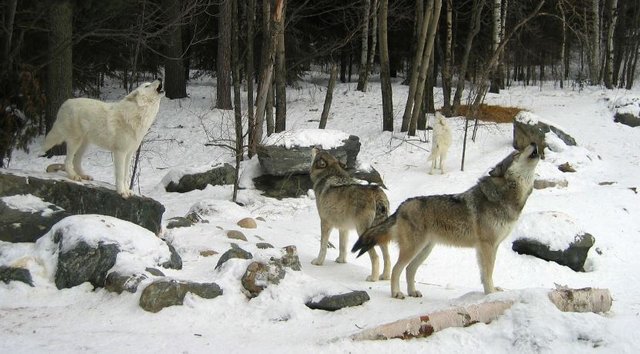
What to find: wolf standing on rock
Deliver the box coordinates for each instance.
[309,148,391,282]
[42,79,163,198]
[353,143,540,298]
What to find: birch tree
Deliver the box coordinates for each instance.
[604,0,618,89]
[274,0,287,133]
[489,0,502,93]
[356,0,371,92]
[441,0,453,115]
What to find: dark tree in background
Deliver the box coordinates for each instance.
[163,0,187,99]
[45,0,73,132]
[216,0,232,109]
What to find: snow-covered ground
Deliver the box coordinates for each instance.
[1,74,640,353]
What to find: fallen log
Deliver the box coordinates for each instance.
[351,287,612,341]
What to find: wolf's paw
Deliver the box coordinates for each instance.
[379,272,391,280]
[118,190,133,199]
[69,175,83,182]
[366,274,379,282]
[311,258,324,266]
[409,290,423,298]
[335,256,347,263]
[392,291,406,299]
[80,174,93,181]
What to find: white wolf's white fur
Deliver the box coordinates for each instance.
[43,80,163,198]
[427,112,452,174]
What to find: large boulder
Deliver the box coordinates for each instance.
[0,170,164,236]
[163,163,236,193]
[0,195,72,243]
[513,112,576,158]
[511,211,595,272]
[256,130,361,176]
[139,278,223,313]
[614,112,640,128]
[35,215,181,289]
[0,266,34,286]
[253,165,385,199]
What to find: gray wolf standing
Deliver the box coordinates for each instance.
[310,148,391,281]
[43,79,163,198]
[427,111,452,174]
[352,143,540,298]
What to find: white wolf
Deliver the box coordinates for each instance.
[427,111,452,174]
[42,79,163,198]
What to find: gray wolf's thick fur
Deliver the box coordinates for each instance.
[43,79,163,198]
[310,148,391,281]
[352,143,540,298]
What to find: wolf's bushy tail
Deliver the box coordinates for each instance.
[351,213,396,258]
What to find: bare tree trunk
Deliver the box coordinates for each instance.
[319,63,338,129]
[365,0,379,89]
[266,82,274,135]
[589,0,601,84]
[274,0,287,133]
[216,0,233,109]
[604,0,618,89]
[379,0,394,132]
[45,0,73,133]
[558,1,566,89]
[408,0,442,136]
[231,0,242,202]
[441,0,453,115]
[357,0,371,92]
[245,0,256,158]
[489,0,502,93]
[1,0,17,74]
[452,0,484,114]
[251,0,283,154]
[401,0,431,132]
[163,0,187,99]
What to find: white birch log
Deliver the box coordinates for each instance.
[352,287,612,341]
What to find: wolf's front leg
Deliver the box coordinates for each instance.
[311,221,331,265]
[114,151,132,199]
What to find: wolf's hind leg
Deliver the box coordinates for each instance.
[335,229,349,263]
[379,243,391,280]
[366,248,380,281]
[405,242,435,297]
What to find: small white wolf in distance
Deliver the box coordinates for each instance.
[427,111,452,174]
[309,148,392,281]
[42,79,163,198]
[352,143,540,298]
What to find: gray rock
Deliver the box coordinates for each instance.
[215,246,253,270]
[512,233,595,272]
[55,238,120,289]
[0,170,164,235]
[139,278,223,313]
[0,198,72,243]
[241,261,286,298]
[513,118,576,158]
[0,266,34,286]
[305,290,370,311]
[256,242,274,249]
[256,135,360,176]
[271,245,302,271]
[160,243,182,270]
[166,217,194,229]
[145,267,165,276]
[226,230,248,241]
[614,112,640,127]
[165,163,236,193]
[253,165,384,199]
[104,272,147,294]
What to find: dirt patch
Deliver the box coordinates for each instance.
[456,104,523,123]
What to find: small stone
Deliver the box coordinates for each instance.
[256,242,274,249]
[558,162,576,173]
[237,217,257,229]
[227,230,248,241]
[200,249,218,257]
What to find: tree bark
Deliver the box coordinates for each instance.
[604,0,618,89]
[216,0,233,109]
[589,0,601,84]
[441,0,453,115]
[46,0,73,133]
[1,0,18,75]
[452,0,484,114]
[163,0,187,99]
[274,0,287,133]
[319,63,338,129]
[489,0,502,93]
[231,0,242,202]
[408,0,442,136]
[245,0,256,158]
[356,0,371,92]
[365,0,379,90]
[250,0,283,154]
[378,0,394,132]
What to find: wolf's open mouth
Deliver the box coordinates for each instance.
[156,79,163,93]
[529,143,539,159]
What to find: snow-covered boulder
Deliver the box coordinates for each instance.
[0,170,164,235]
[256,129,361,176]
[0,194,72,243]
[513,112,577,158]
[35,215,181,290]
[510,211,595,272]
[139,278,223,313]
[163,163,236,193]
[305,290,370,311]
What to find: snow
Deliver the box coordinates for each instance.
[1,194,59,217]
[2,75,640,353]
[262,128,350,148]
